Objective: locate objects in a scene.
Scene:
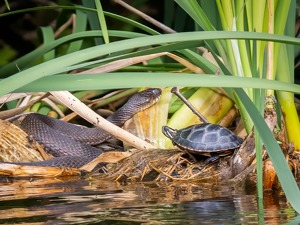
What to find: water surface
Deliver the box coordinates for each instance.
[0,176,298,224]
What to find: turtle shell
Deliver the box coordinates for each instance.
[163,123,243,155]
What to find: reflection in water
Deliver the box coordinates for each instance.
[0,176,297,224]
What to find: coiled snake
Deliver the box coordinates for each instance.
[17,88,161,168]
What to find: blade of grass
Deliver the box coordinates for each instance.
[52,41,204,75]
[236,87,300,213]
[0,5,160,35]
[163,0,175,29]
[40,27,55,61]
[82,0,103,45]
[276,45,300,150]
[255,129,263,199]
[199,0,221,30]
[2,31,300,96]
[0,30,148,77]
[12,73,300,93]
[95,0,109,44]
[216,0,238,75]
[66,10,88,54]
[175,0,215,31]
[235,0,253,80]
[253,87,266,199]
[175,0,228,63]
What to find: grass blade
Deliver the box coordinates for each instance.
[12,73,300,93]
[235,88,300,213]
[95,0,109,44]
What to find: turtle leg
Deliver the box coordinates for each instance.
[205,153,220,164]
[182,150,197,163]
[195,154,221,173]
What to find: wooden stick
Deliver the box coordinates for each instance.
[171,87,208,123]
[113,0,176,34]
[50,91,156,150]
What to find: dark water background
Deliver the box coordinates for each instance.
[0,176,298,225]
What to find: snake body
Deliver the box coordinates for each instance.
[18,88,161,168]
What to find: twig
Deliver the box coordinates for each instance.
[54,14,75,38]
[113,0,176,33]
[50,91,156,150]
[148,161,182,181]
[171,87,208,123]
[76,52,204,74]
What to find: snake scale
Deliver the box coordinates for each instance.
[16,88,161,168]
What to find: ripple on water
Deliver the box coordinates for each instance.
[0,177,297,224]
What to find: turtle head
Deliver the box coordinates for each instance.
[162,126,177,139]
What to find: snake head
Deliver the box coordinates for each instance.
[126,88,162,111]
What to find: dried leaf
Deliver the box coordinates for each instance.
[80,151,132,172]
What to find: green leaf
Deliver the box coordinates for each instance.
[12,73,300,93]
[0,30,148,77]
[2,31,300,96]
[40,27,55,61]
[66,9,88,54]
[95,0,109,44]
[236,88,300,213]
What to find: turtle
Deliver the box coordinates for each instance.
[162,123,243,162]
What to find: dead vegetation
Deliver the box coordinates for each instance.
[0,116,298,192]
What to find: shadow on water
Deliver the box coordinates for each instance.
[0,176,298,225]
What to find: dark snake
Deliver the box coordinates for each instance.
[16,88,161,168]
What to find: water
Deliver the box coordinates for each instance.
[0,176,298,225]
